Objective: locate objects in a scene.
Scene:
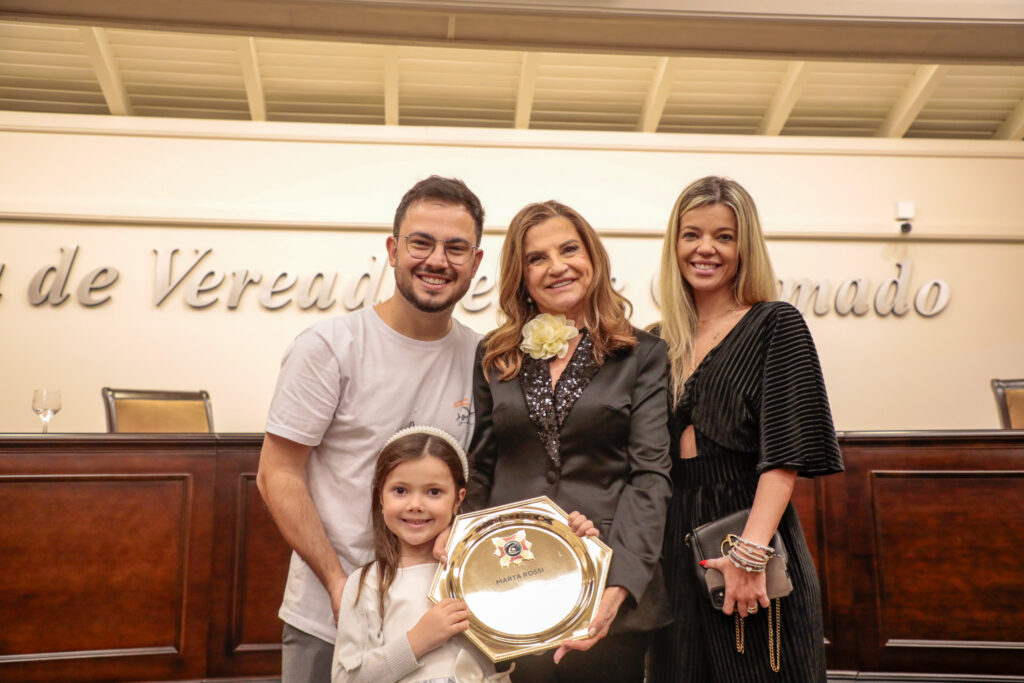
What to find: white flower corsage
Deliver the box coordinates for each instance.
[519,313,579,360]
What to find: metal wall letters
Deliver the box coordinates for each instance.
[11,247,949,318]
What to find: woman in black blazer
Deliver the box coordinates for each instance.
[464,200,673,683]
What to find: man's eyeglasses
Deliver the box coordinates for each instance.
[400,233,478,265]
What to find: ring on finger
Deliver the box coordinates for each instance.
[746,605,758,614]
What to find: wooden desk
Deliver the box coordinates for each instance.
[1,432,1022,682]
[0,434,287,683]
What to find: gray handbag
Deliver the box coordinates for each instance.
[686,508,793,609]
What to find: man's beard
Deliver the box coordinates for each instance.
[394,264,466,313]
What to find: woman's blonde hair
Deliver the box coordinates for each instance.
[483,200,636,380]
[658,176,778,402]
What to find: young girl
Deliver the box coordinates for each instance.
[331,426,511,683]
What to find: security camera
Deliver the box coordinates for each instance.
[895,201,914,235]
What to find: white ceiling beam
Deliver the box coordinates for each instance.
[384,48,399,125]
[237,37,266,121]
[637,57,673,133]
[994,96,1024,140]
[757,60,808,135]
[78,26,132,116]
[876,64,947,138]
[514,52,539,130]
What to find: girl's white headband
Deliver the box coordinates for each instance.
[381,425,469,479]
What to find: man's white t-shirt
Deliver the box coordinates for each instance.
[265,306,481,643]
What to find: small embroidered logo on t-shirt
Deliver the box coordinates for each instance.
[454,397,472,426]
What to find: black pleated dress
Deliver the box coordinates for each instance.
[648,301,844,682]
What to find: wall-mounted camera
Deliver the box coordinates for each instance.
[896,200,914,234]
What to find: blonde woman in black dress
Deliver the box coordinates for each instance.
[648,176,843,682]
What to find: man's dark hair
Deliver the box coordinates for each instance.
[393,175,485,244]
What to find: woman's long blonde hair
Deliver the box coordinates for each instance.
[483,200,636,380]
[658,176,779,403]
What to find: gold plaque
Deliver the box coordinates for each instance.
[429,496,612,662]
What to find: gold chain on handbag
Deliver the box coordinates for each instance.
[768,598,781,673]
[733,598,782,672]
[734,612,744,653]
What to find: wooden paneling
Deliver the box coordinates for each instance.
[1,431,1023,682]
[0,436,215,683]
[2,474,191,654]
[835,432,1024,676]
[206,436,290,678]
[791,476,834,652]
[872,472,1024,644]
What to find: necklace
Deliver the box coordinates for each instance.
[700,307,741,345]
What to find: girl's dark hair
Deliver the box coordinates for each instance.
[356,431,467,619]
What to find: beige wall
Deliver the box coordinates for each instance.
[1,112,1022,433]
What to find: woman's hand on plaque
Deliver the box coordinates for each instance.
[552,585,628,663]
[567,510,599,538]
[432,525,452,566]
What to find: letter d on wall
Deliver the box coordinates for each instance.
[28,246,78,306]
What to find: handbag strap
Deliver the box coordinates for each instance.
[733,599,782,673]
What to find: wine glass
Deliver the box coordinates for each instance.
[32,389,61,433]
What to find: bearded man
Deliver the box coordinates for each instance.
[257,176,485,683]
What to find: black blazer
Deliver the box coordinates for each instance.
[465,328,673,632]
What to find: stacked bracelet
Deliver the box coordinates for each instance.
[724,534,776,573]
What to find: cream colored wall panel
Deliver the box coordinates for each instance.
[0,115,1021,433]
[1,222,1021,434]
